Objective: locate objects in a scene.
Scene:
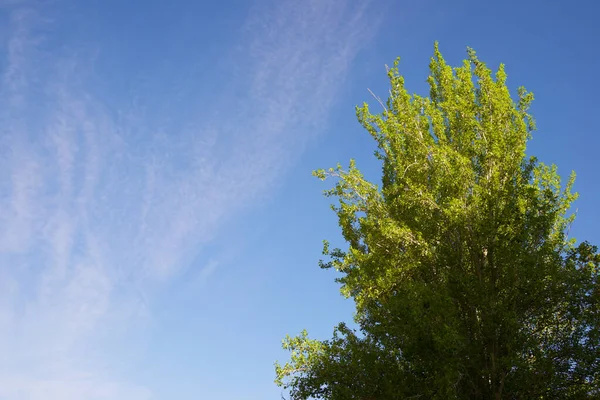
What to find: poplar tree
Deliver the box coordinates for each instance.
[275,44,599,399]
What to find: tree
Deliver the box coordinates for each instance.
[275,43,600,399]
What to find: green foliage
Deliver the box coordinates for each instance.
[275,43,600,399]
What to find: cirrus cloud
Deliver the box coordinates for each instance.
[0,0,379,398]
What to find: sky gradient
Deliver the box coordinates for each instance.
[0,0,599,399]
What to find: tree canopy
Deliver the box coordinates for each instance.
[275,43,600,399]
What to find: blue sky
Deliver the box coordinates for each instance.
[0,0,598,399]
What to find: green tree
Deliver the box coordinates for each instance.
[275,43,600,399]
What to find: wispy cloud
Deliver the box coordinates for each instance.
[0,0,378,398]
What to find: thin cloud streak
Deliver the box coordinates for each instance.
[0,0,379,398]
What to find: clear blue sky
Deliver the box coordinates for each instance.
[0,0,598,399]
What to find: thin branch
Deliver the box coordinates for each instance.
[401,161,419,179]
[565,208,578,241]
[368,88,388,112]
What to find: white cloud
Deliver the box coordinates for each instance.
[195,259,219,286]
[0,0,378,398]
[0,375,153,400]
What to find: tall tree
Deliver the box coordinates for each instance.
[275,44,600,399]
